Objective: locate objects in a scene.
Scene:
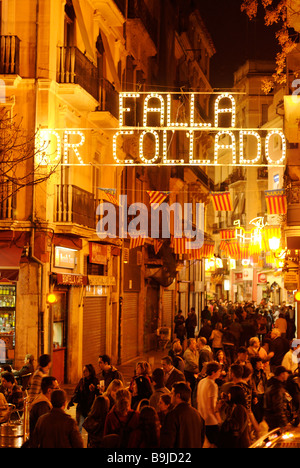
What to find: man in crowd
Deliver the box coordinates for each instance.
[160,382,204,448]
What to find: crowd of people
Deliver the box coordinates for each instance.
[0,298,299,449]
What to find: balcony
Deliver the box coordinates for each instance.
[98,78,119,119]
[126,0,157,56]
[0,36,20,75]
[0,181,16,220]
[55,185,96,230]
[57,46,99,107]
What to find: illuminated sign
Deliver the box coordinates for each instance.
[37,93,286,167]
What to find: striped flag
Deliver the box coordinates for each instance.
[129,236,146,249]
[265,190,287,215]
[147,191,169,208]
[220,229,235,240]
[98,188,118,205]
[173,237,187,255]
[153,239,163,254]
[211,192,233,211]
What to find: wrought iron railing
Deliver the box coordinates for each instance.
[57,46,99,101]
[55,184,95,229]
[0,35,20,75]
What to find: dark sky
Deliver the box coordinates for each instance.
[197,0,279,89]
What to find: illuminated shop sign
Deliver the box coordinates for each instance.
[37,93,286,167]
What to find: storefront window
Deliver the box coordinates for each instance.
[0,284,16,364]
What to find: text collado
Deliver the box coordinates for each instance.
[38,92,286,167]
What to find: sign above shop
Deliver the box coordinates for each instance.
[54,247,77,269]
[89,243,107,265]
[56,273,88,286]
[37,93,286,168]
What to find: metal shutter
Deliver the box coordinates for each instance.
[162,289,173,330]
[82,297,106,371]
[121,292,139,362]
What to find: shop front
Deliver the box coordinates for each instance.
[0,232,29,367]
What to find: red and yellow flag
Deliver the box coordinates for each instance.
[265,190,287,215]
[211,192,233,211]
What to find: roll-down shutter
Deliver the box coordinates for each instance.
[82,297,106,370]
[162,289,173,330]
[122,292,139,362]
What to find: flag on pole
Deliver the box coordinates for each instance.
[147,190,169,208]
[211,192,233,211]
[265,190,287,215]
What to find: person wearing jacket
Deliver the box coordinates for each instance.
[30,389,84,448]
[67,364,99,432]
[160,382,204,448]
[264,365,290,430]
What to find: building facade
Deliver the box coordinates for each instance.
[0,0,215,384]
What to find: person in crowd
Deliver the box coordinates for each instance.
[149,367,170,411]
[128,361,152,394]
[215,349,229,386]
[29,376,60,436]
[0,371,24,415]
[217,385,251,448]
[234,346,252,371]
[174,310,186,344]
[266,328,290,373]
[183,338,199,392]
[201,305,211,324]
[264,365,290,430]
[0,391,9,424]
[67,364,99,432]
[30,389,84,448]
[169,340,185,372]
[160,382,204,449]
[282,339,300,373]
[198,319,212,343]
[130,374,153,410]
[82,395,110,448]
[27,354,52,404]
[247,336,268,361]
[249,357,267,424]
[275,313,287,338]
[161,355,185,391]
[157,393,173,427]
[197,336,213,373]
[185,307,197,339]
[97,354,124,391]
[209,322,223,355]
[13,354,34,381]
[196,361,222,448]
[128,406,160,448]
[103,388,139,448]
[103,379,123,410]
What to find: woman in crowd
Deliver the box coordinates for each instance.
[67,364,99,432]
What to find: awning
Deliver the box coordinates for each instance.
[0,244,23,282]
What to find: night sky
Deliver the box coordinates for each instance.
[197,0,279,89]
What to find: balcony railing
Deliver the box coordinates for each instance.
[57,46,99,101]
[55,185,96,229]
[98,78,119,119]
[0,181,16,220]
[0,35,20,75]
